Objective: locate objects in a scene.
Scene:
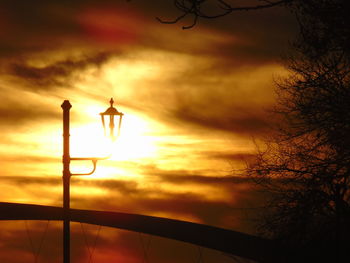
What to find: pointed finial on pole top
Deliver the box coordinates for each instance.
[61,100,72,110]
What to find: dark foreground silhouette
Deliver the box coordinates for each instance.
[0,202,279,262]
[1,202,346,262]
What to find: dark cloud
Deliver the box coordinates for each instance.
[138,1,297,65]
[114,62,279,138]
[0,0,297,64]
[207,152,256,162]
[0,0,144,55]
[0,94,60,127]
[166,81,276,136]
[149,173,253,185]
[2,162,256,230]
[0,166,267,232]
[211,6,297,59]
[0,102,59,127]
[0,176,139,196]
[0,176,61,186]
[2,170,253,196]
[66,166,267,232]
[6,51,112,89]
[76,164,268,232]
[79,188,265,234]
[74,178,140,196]
[173,107,272,135]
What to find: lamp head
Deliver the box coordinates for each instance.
[100,98,123,141]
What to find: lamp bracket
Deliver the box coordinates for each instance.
[70,156,111,176]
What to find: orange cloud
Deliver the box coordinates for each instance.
[76,5,144,45]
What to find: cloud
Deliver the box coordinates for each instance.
[173,107,271,135]
[0,176,60,186]
[0,161,268,233]
[149,173,253,185]
[164,61,280,133]
[93,48,282,139]
[67,165,267,232]
[0,0,290,141]
[0,0,145,96]
[138,0,297,63]
[80,188,264,234]
[0,101,60,127]
[0,0,296,64]
[0,0,144,55]
[206,152,256,162]
[0,85,64,129]
[6,51,113,89]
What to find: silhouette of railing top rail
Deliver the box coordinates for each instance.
[0,202,283,262]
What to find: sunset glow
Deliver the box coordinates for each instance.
[0,1,297,262]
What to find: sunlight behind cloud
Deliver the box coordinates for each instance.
[68,109,158,179]
[110,114,157,161]
[70,112,156,160]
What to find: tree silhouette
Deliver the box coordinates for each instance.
[246,1,350,262]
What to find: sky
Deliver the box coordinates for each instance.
[0,1,297,262]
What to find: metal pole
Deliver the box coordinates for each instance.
[61,100,71,263]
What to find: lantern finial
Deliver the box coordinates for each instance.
[110,98,114,107]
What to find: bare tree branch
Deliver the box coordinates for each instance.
[156,0,294,29]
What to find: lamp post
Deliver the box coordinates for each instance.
[61,98,123,263]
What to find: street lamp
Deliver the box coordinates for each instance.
[100,98,124,141]
[61,98,123,263]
